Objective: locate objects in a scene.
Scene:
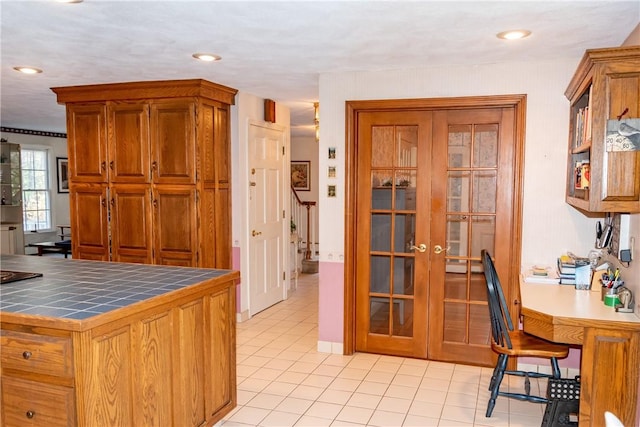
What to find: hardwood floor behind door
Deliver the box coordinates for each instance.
[346,96,525,366]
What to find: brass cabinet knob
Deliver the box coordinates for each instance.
[26,410,35,419]
[22,351,31,360]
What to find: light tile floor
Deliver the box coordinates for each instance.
[221,273,547,427]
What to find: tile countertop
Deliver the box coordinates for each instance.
[0,255,239,330]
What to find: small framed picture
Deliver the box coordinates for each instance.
[56,157,69,193]
[328,166,336,178]
[328,147,336,159]
[328,185,336,197]
[291,160,311,191]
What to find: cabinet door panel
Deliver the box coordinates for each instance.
[153,187,197,266]
[67,104,107,183]
[109,103,150,184]
[602,73,640,202]
[110,185,153,264]
[206,288,235,418]
[70,184,109,261]
[150,101,196,185]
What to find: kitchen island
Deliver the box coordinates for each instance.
[0,255,239,427]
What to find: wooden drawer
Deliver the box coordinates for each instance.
[1,376,76,427]
[0,330,73,377]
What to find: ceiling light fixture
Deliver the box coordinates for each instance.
[57,0,84,3]
[192,53,222,62]
[13,66,43,75]
[496,30,531,40]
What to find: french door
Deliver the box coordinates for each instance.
[348,97,523,364]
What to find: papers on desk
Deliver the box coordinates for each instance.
[522,266,561,284]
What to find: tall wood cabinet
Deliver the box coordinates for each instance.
[52,80,237,268]
[565,46,640,213]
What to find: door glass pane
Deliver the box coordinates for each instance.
[370,297,389,334]
[370,255,390,293]
[448,125,471,168]
[393,257,414,295]
[471,216,495,259]
[473,124,498,168]
[394,214,415,253]
[372,126,395,167]
[473,171,497,213]
[446,215,468,258]
[372,170,394,199]
[395,173,416,210]
[447,172,470,212]
[371,214,391,251]
[396,126,418,168]
[392,298,413,337]
[469,303,490,345]
[443,302,466,342]
[469,260,487,302]
[444,265,467,299]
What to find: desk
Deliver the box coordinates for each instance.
[520,280,640,426]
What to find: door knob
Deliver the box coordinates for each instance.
[252,230,262,237]
[409,244,427,253]
[434,245,450,254]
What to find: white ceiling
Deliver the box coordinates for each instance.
[1,1,639,138]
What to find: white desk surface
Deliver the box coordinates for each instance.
[520,277,640,325]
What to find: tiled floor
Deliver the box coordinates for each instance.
[222,273,547,427]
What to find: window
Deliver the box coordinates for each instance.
[21,148,51,231]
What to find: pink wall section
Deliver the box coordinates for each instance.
[318,261,344,343]
[233,246,241,312]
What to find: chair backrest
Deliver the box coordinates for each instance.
[481,250,513,349]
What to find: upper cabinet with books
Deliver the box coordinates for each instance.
[565,46,640,213]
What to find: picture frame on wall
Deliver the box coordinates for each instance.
[291,160,311,191]
[56,157,69,193]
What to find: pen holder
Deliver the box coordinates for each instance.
[601,286,619,301]
[604,293,620,307]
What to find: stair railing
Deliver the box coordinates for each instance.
[290,184,316,260]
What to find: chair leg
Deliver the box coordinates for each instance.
[486,354,508,417]
[550,357,561,378]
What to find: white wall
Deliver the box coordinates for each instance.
[316,57,607,341]
[231,93,291,320]
[318,58,597,267]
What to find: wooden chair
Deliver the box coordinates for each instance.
[481,250,570,417]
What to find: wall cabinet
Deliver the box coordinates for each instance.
[52,80,237,268]
[565,46,640,213]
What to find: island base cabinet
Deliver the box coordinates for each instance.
[1,277,236,427]
[73,285,236,427]
[1,376,76,427]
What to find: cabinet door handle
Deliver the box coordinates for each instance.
[110,198,115,207]
[151,161,157,171]
[22,351,31,359]
[101,161,106,171]
[101,198,107,207]
[109,161,114,170]
[26,410,35,419]
[152,199,158,208]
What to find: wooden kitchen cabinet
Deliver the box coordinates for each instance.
[565,46,640,213]
[53,80,237,268]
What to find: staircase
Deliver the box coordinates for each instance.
[290,185,318,273]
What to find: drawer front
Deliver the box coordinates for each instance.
[1,376,76,427]
[0,330,73,377]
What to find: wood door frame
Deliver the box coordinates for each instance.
[344,95,527,355]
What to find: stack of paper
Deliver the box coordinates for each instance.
[523,266,560,284]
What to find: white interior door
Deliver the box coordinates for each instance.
[248,122,287,315]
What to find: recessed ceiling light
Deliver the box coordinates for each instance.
[13,66,43,75]
[57,0,84,3]
[192,53,222,62]
[496,30,532,40]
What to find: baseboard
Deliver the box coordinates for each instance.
[236,310,250,323]
[317,340,343,354]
